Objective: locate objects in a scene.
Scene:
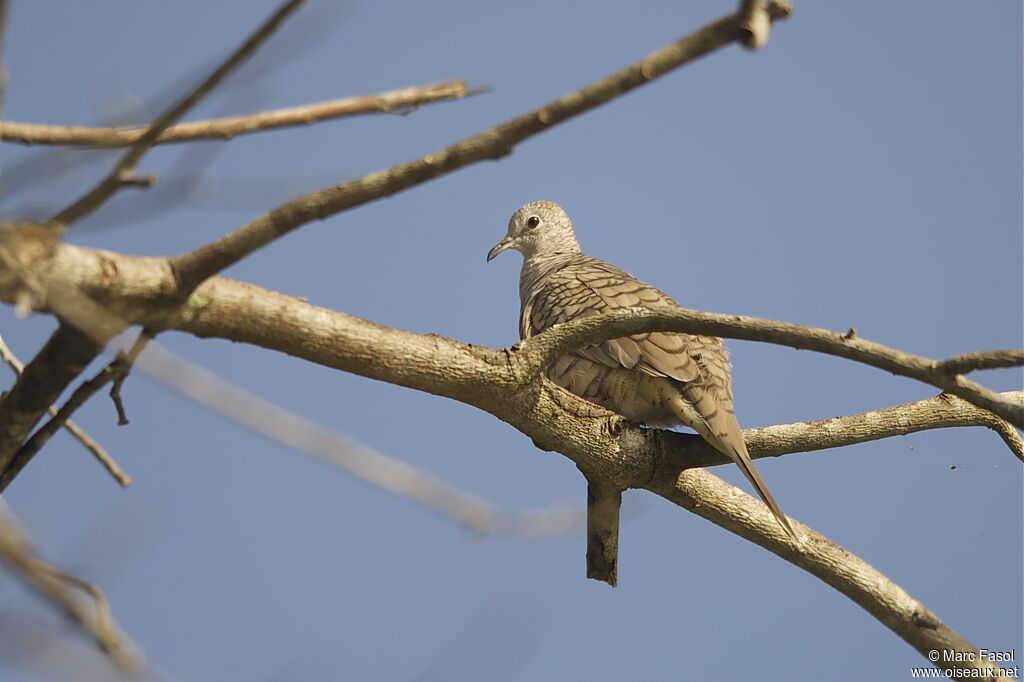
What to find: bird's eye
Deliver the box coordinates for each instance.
[527,216,541,229]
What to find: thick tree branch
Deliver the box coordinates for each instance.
[168,0,794,290]
[51,0,306,226]
[0,324,101,475]
[647,469,1011,680]
[3,242,1019,461]
[0,81,473,147]
[518,307,1024,428]
[0,243,1015,669]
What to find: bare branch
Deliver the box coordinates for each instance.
[51,0,306,226]
[0,232,580,529]
[743,392,1024,462]
[168,1,794,290]
[0,248,579,534]
[585,482,620,586]
[645,391,1024,472]
[989,419,1024,460]
[0,80,473,147]
[0,324,102,476]
[935,349,1024,374]
[0,234,1016,670]
[7,239,1019,454]
[647,469,1013,680]
[0,334,129,486]
[4,241,1019,456]
[737,0,772,48]
[0,504,140,674]
[0,0,8,126]
[1,1,1009,673]
[107,329,151,425]
[517,307,1024,428]
[0,331,153,492]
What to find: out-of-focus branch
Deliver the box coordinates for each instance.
[0,0,9,125]
[51,0,306,226]
[518,307,1024,428]
[0,80,474,147]
[0,335,129,486]
[130,341,582,538]
[0,504,140,674]
[168,0,794,290]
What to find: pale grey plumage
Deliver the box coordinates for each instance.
[488,200,794,538]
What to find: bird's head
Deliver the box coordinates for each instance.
[487,200,580,262]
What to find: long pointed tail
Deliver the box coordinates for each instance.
[667,394,796,539]
[721,436,796,539]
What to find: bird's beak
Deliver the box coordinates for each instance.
[486,237,513,262]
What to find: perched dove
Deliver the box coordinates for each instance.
[488,200,795,545]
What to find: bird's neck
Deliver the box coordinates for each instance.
[519,249,580,304]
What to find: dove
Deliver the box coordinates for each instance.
[487,201,795,563]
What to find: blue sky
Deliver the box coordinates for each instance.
[0,1,1021,681]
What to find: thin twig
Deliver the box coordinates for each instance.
[0,81,473,147]
[169,0,794,290]
[51,0,306,226]
[0,334,129,486]
[0,504,140,673]
[108,329,153,425]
